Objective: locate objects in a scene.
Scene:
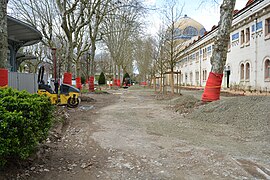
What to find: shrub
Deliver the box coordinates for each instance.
[122,73,130,85]
[81,76,86,85]
[0,88,54,167]
[98,72,106,85]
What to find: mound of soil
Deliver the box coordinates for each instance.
[170,95,201,114]
[187,96,270,132]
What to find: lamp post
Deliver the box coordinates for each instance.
[51,48,57,80]
[51,48,58,94]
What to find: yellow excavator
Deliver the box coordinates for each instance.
[37,66,80,108]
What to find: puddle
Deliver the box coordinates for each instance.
[79,105,95,111]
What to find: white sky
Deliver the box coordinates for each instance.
[143,0,248,35]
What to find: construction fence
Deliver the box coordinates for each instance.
[8,72,38,94]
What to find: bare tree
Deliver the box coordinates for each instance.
[161,0,183,94]
[95,51,111,74]
[0,0,8,68]
[101,0,144,85]
[135,36,155,84]
[56,0,84,72]
[150,33,165,92]
[9,0,62,48]
[202,0,236,101]
[8,0,69,79]
[155,27,168,94]
[86,0,112,79]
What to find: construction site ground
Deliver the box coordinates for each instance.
[1,86,270,180]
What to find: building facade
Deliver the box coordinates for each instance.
[175,0,270,92]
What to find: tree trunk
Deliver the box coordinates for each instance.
[66,41,73,72]
[0,0,8,69]
[76,58,81,77]
[211,0,236,74]
[202,0,236,102]
[170,71,174,95]
[154,76,156,92]
[117,64,121,87]
[90,42,96,77]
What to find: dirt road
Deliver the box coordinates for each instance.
[2,86,270,179]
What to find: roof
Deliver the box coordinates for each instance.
[7,16,42,46]
[174,15,205,32]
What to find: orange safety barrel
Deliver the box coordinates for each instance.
[117,79,120,87]
[75,77,82,89]
[0,69,8,87]
[89,76,94,91]
[113,79,117,86]
[63,72,72,85]
[202,72,223,102]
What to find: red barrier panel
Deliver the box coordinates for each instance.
[63,72,72,85]
[140,82,147,86]
[117,79,120,87]
[202,72,223,102]
[113,79,117,86]
[75,77,82,89]
[0,69,8,87]
[89,76,94,91]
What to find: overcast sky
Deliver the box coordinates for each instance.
[143,0,248,35]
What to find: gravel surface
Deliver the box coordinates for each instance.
[1,86,269,179]
[188,96,270,132]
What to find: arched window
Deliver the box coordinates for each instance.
[240,63,244,80]
[200,28,206,36]
[173,28,182,39]
[265,59,270,79]
[183,26,198,37]
[246,62,250,80]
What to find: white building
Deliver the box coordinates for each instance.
[175,0,270,92]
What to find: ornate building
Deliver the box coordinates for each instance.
[175,0,270,92]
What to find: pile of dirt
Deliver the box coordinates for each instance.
[170,95,201,114]
[187,96,270,132]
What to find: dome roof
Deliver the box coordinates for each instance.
[173,15,206,41]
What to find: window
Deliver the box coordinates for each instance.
[203,70,207,81]
[265,59,270,79]
[189,55,193,65]
[252,21,263,32]
[232,32,239,41]
[246,27,250,43]
[199,28,206,36]
[183,26,198,37]
[173,28,183,39]
[195,52,199,62]
[207,45,212,55]
[246,62,250,80]
[240,63,244,80]
[195,71,199,80]
[203,48,207,60]
[265,18,270,37]
[241,30,245,45]
[190,72,193,85]
[195,71,199,84]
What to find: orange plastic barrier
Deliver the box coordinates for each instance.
[75,77,82,89]
[140,82,147,86]
[202,72,223,102]
[89,76,94,91]
[113,79,117,86]
[117,79,120,86]
[63,72,72,85]
[0,69,8,87]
